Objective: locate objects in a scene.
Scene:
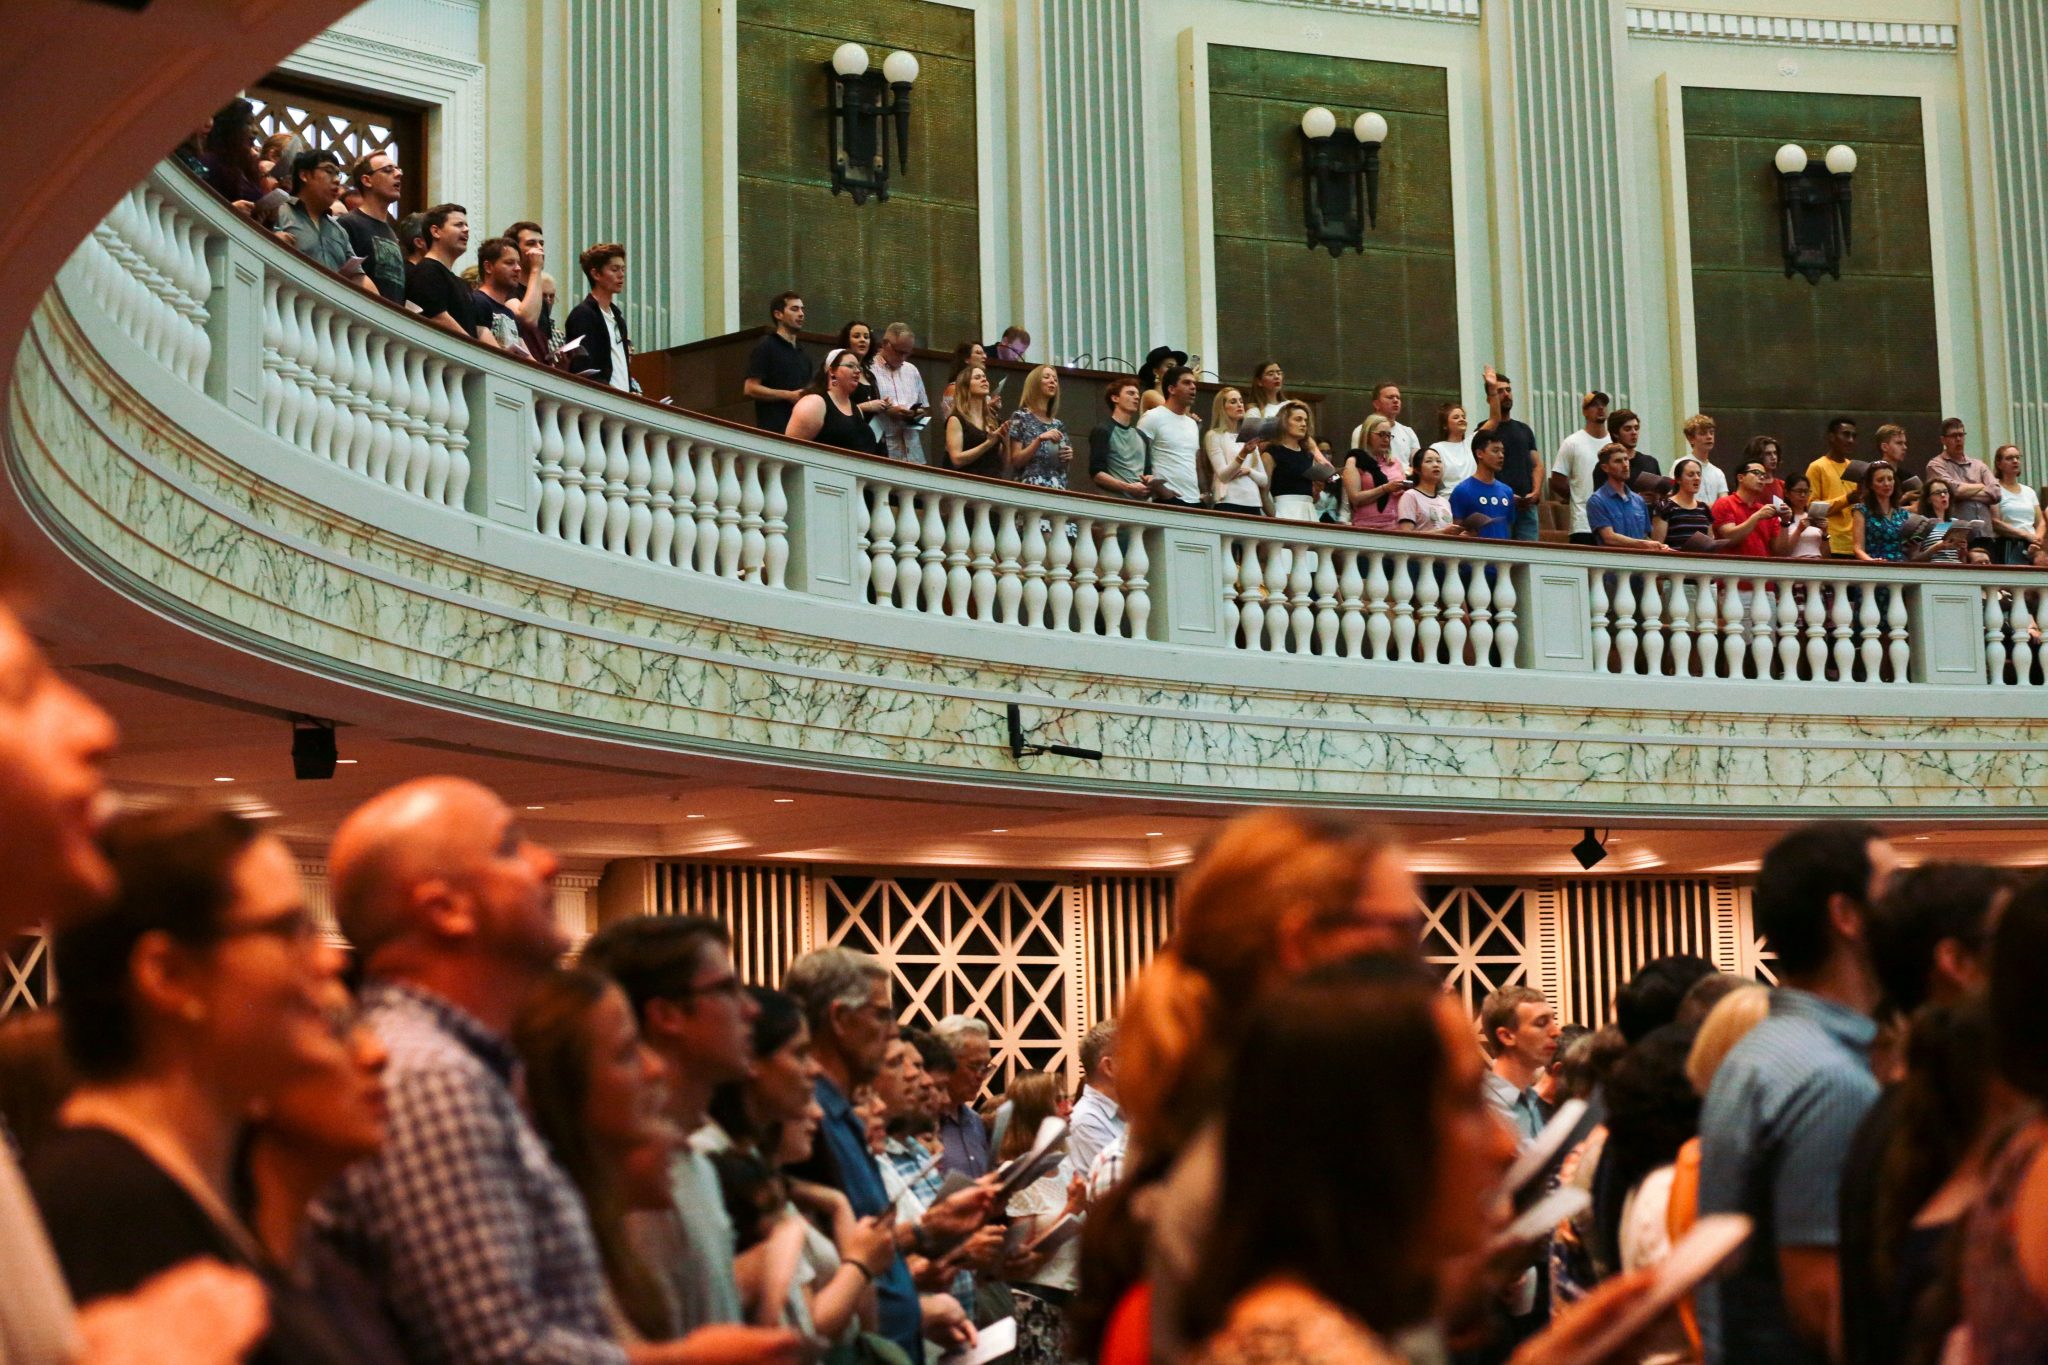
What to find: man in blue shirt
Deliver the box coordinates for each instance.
[1697,823,1896,1365]
[784,950,989,1359]
[1586,443,1672,551]
[1450,428,1516,538]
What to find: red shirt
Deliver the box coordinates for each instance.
[1712,491,1778,557]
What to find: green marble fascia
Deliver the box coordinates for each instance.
[10,294,2048,817]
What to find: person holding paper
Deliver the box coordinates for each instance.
[1203,389,1269,515]
[997,1072,1088,1365]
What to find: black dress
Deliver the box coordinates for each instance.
[813,395,881,456]
[949,414,1003,478]
[29,1126,360,1365]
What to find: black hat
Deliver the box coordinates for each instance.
[1141,344,1188,374]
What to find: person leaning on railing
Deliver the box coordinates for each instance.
[1588,444,1673,553]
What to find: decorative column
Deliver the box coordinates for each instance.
[1970,2,2048,475]
[1034,0,1152,370]
[1485,0,1634,446]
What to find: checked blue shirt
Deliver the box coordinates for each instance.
[324,982,627,1365]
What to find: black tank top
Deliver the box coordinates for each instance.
[1269,443,1318,498]
[950,414,1002,478]
[816,395,880,455]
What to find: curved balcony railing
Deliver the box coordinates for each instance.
[14,164,2048,819]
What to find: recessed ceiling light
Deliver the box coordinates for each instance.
[990,828,1008,834]
[1144,831,1164,837]
[213,776,234,783]
[525,805,545,810]
[686,813,706,820]
[335,758,358,765]
[1450,837,1467,842]
[773,798,796,804]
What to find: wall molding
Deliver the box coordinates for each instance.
[1260,0,1480,21]
[1625,8,1958,51]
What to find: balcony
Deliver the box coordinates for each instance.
[6,165,2047,822]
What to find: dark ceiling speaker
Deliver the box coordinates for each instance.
[1571,828,1608,871]
[291,717,338,780]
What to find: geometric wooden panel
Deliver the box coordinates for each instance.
[1082,874,1176,1028]
[247,76,427,214]
[1418,883,1535,1017]
[650,860,814,989]
[2,930,53,1015]
[819,874,1080,1089]
[1545,876,1739,1026]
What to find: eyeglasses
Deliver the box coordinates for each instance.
[674,973,746,1001]
[216,907,325,950]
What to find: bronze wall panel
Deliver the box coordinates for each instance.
[1683,88,1942,470]
[1208,46,1460,451]
[737,0,981,353]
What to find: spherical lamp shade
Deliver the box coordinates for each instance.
[1825,144,1858,175]
[1354,111,1389,145]
[1774,143,1810,175]
[831,43,870,77]
[1300,106,1337,140]
[882,50,920,85]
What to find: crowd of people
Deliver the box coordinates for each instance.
[0,533,2040,1365]
[172,109,2048,575]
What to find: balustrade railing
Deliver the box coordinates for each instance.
[45,162,2048,703]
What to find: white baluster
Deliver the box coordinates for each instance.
[1287,547,1315,652]
[868,486,898,604]
[666,438,697,568]
[1806,583,1830,680]
[1721,575,1749,679]
[578,412,609,546]
[557,409,589,541]
[1072,519,1100,633]
[1666,574,1693,676]
[762,463,790,589]
[1314,551,1340,656]
[1414,558,1441,663]
[1019,513,1049,627]
[600,421,631,553]
[1262,544,1291,651]
[1097,529,1126,637]
[737,456,767,580]
[715,455,744,579]
[625,428,654,559]
[995,508,1025,624]
[944,499,972,614]
[1364,553,1391,659]
[291,292,322,448]
[920,495,950,611]
[1590,571,1612,672]
[536,402,566,537]
[893,491,923,609]
[364,334,398,484]
[969,504,997,620]
[693,448,721,574]
[1045,518,1074,629]
[398,349,434,496]
[1389,554,1416,661]
[1988,589,2012,685]
[1441,563,1468,666]
[2008,589,2035,686]
[1831,583,1856,680]
[1749,582,1776,678]
[1776,580,1802,679]
[1236,542,1266,651]
[1124,530,1151,638]
[442,364,472,508]
[525,404,544,526]
[648,434,677,565]
[1857,585,1882,681]
[259,277,287,435]
[1467,565,1495,665]
[1339,551,1367,658]
[1491,566,1518,669]
[1637,573,1664,676]
[1613,572,1639,675]
[1695,577,1721,677]
[1886,586,1910,682]
[344,324,378,475]
[307,309,341,461]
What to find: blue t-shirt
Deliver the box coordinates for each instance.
[1449,475,1515,539]
[1587,483,1652,542]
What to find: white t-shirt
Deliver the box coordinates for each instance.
[1204,430,1268,508]
[1555,429,1608,534]
[1430,439,1475,489]
[600,308,631,394]
[1139,406,1203,504]
[1351,420,1420,468]
[1998,482,2041,535]
[1696,459,1729,505]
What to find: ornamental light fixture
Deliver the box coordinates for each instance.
[1298,106,1389,256]
[1774,142,1857,284]
[827,42,919,205]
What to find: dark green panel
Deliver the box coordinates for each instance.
[1683,87,1939,464]
[737,0,980,348]
[1208,45,1460,447]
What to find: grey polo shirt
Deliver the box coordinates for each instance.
[278,198,352,274]
[1696,987,1879,1365]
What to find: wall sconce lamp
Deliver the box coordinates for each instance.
[827,43,919,205]
[1775,142,1857,284]
[1299,106,1389,256]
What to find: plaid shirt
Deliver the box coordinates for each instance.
[881,1136,944,1218]
[324,982,627,1365]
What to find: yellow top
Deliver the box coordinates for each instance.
[1806,455,1860,555]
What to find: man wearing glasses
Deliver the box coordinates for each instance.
[276,149,376,295]
[580,916,764,1336]
[932,1015,995,1178]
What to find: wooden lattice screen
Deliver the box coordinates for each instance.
[247,75,427,214]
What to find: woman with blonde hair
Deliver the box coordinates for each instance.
[1074,810,1421,1363]
[944,364,1004,478]
[1344,413,1412,532]
[1204,388,1269,515]
[1244,362,1287,421]
[1005,365,1072,491]
[1265,402,1337,524]
[1000,1071,1088,1365]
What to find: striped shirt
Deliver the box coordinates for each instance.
[1696,988,1879,1365]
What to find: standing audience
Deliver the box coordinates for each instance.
[1136,366,1204,507]
[407,204,494,346]
[340,152,407,305]
[786,351,882,455]
[1006,367,1073,492]
[563,243,635,392]
[744,293,811,434]
[1204,389,1269,515]
[945,364,1006,478]
[870,323,931,464]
